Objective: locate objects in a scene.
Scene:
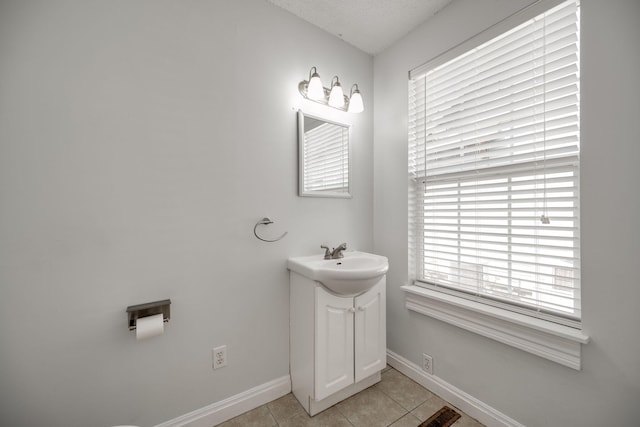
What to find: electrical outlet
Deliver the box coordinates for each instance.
[422,353,433,375]
[212,345,227,369]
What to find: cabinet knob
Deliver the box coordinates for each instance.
[348,307,356,313]
[357,306,365,311]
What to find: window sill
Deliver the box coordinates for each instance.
[401,285,589,370]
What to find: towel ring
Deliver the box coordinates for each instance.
[254,217,288,242]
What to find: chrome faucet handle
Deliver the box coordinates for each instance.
[331,243,347,259]
[320,245,332,260]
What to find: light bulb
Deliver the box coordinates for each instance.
[328,77,344,108]
[307,72,324,101]
[348,89,364,113]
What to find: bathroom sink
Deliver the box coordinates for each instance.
[288,251,389,295]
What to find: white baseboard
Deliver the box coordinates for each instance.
[156,351,523,427]
[386,350,525,427]
[155,375,291,427]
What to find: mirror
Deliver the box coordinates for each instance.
[298,110,351,198]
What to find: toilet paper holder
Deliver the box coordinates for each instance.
[126,299,171,331]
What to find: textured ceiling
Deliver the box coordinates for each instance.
[266,0,454,55]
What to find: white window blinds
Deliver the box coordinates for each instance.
[303,121,349,194]
[408,0,580,323]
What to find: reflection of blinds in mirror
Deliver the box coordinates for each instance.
[304,123,349,193]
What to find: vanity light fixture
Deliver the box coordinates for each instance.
[348,84,364,113]
[328,76,345,108]
[298,67,363,113]
[306,66,325,101]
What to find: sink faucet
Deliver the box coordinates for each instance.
[321,243,347,260]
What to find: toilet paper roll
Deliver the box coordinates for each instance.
[136,313,164,340]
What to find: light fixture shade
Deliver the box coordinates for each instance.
[328,77,344,108]
[307,73,324,101]
[348,90,364,113]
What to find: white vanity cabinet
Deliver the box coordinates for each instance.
[290,272,386,415]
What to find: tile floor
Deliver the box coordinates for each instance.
[216,366,484,427]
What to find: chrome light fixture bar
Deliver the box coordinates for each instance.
[298,67,364,113]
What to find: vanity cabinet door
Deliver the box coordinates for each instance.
[354,278,386,383]
[314,288,354,401]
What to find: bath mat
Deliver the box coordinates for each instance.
[418,406,461,427]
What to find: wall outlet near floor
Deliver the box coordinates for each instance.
[212,345,227,369]
[422,353,433,374]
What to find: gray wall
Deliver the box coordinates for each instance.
[373,0,640,426]
[0,1,373,426]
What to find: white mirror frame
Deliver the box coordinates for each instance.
[297,110,352,198]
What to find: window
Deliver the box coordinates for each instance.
[408,0,580,325]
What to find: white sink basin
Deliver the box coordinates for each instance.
[288,251,389,295]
